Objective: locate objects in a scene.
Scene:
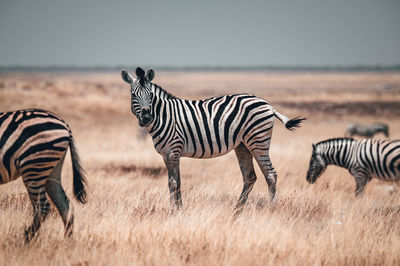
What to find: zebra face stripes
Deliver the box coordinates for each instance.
[121,67,305,213]
[0,109,87,242]
[306,138,400,196]
[306,144,327,184]
[122,68,155,127]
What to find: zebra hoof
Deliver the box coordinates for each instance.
[64,225,73,238]
[24,227,36,243]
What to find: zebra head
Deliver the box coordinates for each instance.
[121,67,155,127]
[345,123,357,137]
[306,144,327,184]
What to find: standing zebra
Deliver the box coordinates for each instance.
[121,67,305,213]
[0,109,87,242]
[306,138,400,195]
[345,122,389,138]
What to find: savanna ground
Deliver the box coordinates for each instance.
[1,71,400,265]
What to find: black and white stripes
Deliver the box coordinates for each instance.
[122,67,305,212]
[307,138,400,195]
[0,109,87,241]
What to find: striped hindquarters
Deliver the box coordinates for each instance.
[0,109,70,184]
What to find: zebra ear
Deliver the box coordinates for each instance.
[146,68,155,81]
[136,67,145,79]
[121,70,133,84]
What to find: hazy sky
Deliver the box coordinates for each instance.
[0,0,399,67]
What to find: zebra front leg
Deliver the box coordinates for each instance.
[24,184,51,242]
[233,143,257,215]
[355,177,368,196]
[163,154,182,211]
[351,168,370,196]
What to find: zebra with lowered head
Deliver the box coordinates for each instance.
[307,137,400,196]
[121,67,305,213]
[345,122,389,138]
[0,109,87,242]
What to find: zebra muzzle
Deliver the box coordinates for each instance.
[139,109,153,127]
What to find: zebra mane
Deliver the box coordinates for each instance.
[316,137,355,146]
[152,83,176,100]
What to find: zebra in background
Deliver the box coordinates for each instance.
[121,67,305,213]
[306,138,400,196]
[0,109,87,242]
[346,122,389,138]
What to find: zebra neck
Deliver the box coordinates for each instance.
[147,96,177,146]
[321,140,356,169]
[145,84,177,135]
[152,84,176,100]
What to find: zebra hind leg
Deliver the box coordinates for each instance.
[253,152,277,204]
[24,185,51,243]
[233,143,257,216]
[45,155,74,237]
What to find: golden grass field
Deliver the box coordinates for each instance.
[1,71,400,265]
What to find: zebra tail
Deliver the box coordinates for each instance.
[273,109,306,131]
[285,116,306,130]
[69,135,88,204]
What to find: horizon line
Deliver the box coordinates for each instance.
[1,64,400,72]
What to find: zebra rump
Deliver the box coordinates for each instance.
[0,109,87,241]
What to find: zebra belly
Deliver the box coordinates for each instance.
[369,156,400,182]
[0,157,20,184]
[0,147,15,183]
[0,173,20,185]
[371,172,400,182]
[180,145,235,159]
[179,135,243,159]
[372,166,400,182]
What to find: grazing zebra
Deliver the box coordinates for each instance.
[306,138,400,196]
[0,109,87,242]
[345,122,389,138]
[121,67,305,213]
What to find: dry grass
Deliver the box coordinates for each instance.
[1,71,400,265]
